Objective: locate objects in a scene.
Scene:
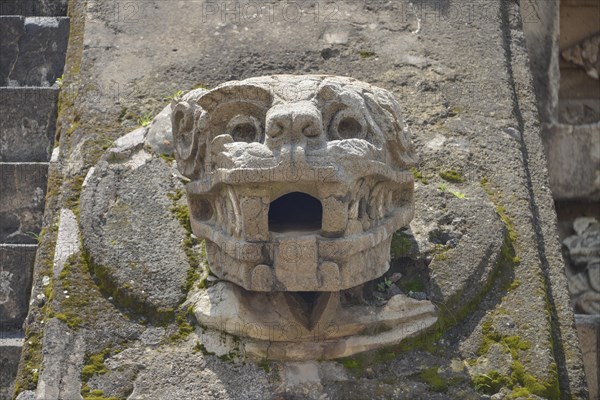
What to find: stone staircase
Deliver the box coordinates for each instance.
[0,1,68,397]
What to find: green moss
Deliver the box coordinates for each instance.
[340,358,362,376]
[448,106,463,117]
[81,349,109,381]
[168,310,195,342]
[65,121,80,137]
[439,169,465,183]
[474,362,559,400]
[84,249,175,324]
[419,366,448,393]
[337,348,396,377]
[359,51,376,59]
[411,167,429,184]
[192,82,210,90]
[477,317,530,359]
[53,312,83,329]
[168,189,206,292]
[160,153,176,163]
[390,231,412,258]
[260,359,271,373]
[473,370,512,394]
[14,217,61,397]
[13,329,42,395]
[63,175,85,216]
[397,279,426,293]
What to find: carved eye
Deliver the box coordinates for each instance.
[330,109,366,140]
[226,115,262,143]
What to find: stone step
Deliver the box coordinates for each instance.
[0,0,67,16]
[0,331,24,400]
[0,245,36,329]
[0,88,59,162]
[0,163,48,244]
[0,16,69,87]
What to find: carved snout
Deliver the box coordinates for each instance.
[265,102,326,152]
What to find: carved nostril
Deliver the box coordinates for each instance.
[266,119,288,138]
[302,122,319,137]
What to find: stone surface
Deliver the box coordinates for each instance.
[0,163,48,244]
[52,208,80,280]
[0,88,59,162]
[543,123,600,201]
[562,33,600,81]
[15,0,589,398]
[575,314,599,400]
[35,318,85,400]
[563,217,600,314]
[0,16,69,87]
[145,103,175,156]
[189,281,437,360]
[0,331,23,400]
[0,0,67,17]
[520,0,561,123]
[173,75,416,292]
[80,129,192,315]
[0,244,36,329]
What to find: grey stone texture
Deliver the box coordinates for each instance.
[0,17,69,87]
[15,0,589,398]
[0,0,67,17]
[575,314,599,400]
[0,244,36,329]
[0,332,23,400]
[543,123,600,201]
[0,88,59,162]
[520,0,561,123]
[0,163,47,244]
[145,103,175,156]
[564,217,600,314]
[80,128,192,315]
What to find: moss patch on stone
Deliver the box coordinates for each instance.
[390,231,413,259]
[439,169,465,183]
[13,216,60,397]
[168,188,205,292]
[80,349,122,400]
[411,167,429,184]
[338,349,396,377]
[477,319,531,359]
[418,366,448,393]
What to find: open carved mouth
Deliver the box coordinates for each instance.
[175,75,415,294]
[268,192,323,233]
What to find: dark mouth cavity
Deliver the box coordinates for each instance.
[268,192,322,233]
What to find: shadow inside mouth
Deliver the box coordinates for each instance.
[268,192,322,233]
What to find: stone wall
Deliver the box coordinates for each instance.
[521,1,600,397]
[9,0,589,399]
[0,4,68,399]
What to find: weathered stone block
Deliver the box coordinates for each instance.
[543,123,600,200]
[0,245,36,329]
[0,88,58,162]
[0,16,69,87]
[0,163,48,244]
[575,314,599,400]
[0,332,23,400]
[0,0,67,16]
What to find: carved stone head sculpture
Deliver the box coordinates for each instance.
[172,75,415,293]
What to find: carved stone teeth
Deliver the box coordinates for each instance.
[250,264,273,291]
